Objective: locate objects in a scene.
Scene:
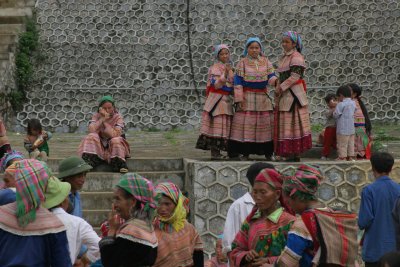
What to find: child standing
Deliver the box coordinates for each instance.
[349,83,372,159]
[333,85,356,161]
[321,94,337,160]
[0,115,11,159]
[24,119,52,161]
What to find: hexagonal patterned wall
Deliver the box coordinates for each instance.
[186,160,400,257]
[16,0,400,132]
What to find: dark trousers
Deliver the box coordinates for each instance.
[322,126,337,157]
[365,262,379,267]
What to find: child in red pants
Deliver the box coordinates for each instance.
[321,94,337,160]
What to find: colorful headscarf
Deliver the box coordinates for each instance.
[98,95,115,107]
[0,150,24,172]
[155,182,189,233]
[213,44,230,60]
[255,168,283,190]
[116,173,156,212]
[243,37,263,57]
[283,31,303,53]
[283,164,323,201]
[14,159,51,227]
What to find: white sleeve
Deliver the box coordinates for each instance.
[222,202,241,253]
[79,219,101,262]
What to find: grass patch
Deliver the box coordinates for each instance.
[164,131,178,145]
[311,124,324,133]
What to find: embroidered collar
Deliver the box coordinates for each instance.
[284,49,296,56]
[253,207,283,224]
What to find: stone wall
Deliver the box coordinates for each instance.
[185,159,400,256]
[16,0,400,132]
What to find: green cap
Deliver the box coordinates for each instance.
[58,156,93,179]
[98,95,114,106]
[43,177,71,209]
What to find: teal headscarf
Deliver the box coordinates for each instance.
[243,37,263,57]
[98,95,115,107]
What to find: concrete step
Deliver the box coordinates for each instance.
[0,43,15,53]
[83,210,109,228]
[46,157,184,172]
[79,170,185,192]
[0,0,35,8]
[0,24,24,35]
[0,52,10,60]
[0,34,17,44]
[0,7,32,23]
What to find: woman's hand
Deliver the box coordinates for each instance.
[225,64,232,75]
[244,250,259,263]
[99,107,110,119]
[275,85,282,98]
[107,205,122,237]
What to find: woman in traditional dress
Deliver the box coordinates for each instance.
[230,168,296,266]
[153,182,203,267]
[229,37,278,160]
[78,95,130,173]
[275,31,312,162]
[99,173,158,267]
[196,44,234,159]
[349,83,372,159]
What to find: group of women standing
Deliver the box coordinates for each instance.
[196,31,312,161]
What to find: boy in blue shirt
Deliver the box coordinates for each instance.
[358,152,400,267]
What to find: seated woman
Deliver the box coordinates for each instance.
[99,173,158,267]
[153,182,203,267]
[0,116,11,159]
[230,168,296,266]
[78,95,130,173]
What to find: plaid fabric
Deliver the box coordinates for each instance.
[302,209,358,267]
[235,89,273,111]
[276,103,312,156]
[283,164,323,201]
[199,112,232,139]
[14,159,51,227]
[230,111,273,143]
[153,221,203,267]
[155,182,189,233]
[203,93,234,116]
[118,218,158,248]
[0,150,24,172]
[255,169,282,190]
[117,173,156,211]
[78,133,130,162]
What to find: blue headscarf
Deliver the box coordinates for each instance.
[0,150,24,172]
[283,31,303,53]
[243,37,263,57]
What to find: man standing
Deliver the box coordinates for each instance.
[358,152,400,267]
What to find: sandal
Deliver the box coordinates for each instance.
[119,168,128,173]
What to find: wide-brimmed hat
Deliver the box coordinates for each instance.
[43,177,71,209]
[58,156,92,179]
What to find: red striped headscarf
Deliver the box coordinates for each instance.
[255,168,295,215]
[283,164,323,201]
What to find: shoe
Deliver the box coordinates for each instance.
[335,157,346,161]
[119,168,128,173]
[239,155,249,161]
[320,156,327,160]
